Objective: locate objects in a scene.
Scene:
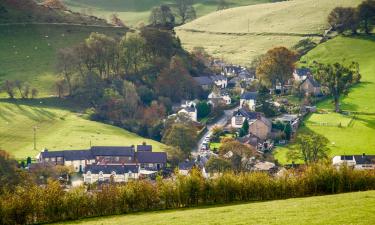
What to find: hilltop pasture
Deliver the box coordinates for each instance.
[63,0,270,27]
[176,0,361,65]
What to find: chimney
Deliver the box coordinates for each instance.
[362,153,366,158]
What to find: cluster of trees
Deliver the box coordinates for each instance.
[149,0,196,27]
[56,28,208,141]
[1,160,375,225]
[1,80,38,99]
[328,0,375,34]
[312,61,361,112]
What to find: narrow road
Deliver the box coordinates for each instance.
[193,105,240,156]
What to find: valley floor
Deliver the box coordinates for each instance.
[53,191,375,225]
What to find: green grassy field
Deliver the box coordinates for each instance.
[274,36,375,164]
[53,191,375,225]
[0,99,165,159]
[0,24,127,97]
[63,0,270,27]
[176,0,361,65]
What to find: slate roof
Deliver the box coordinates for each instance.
[354,155,375,165]
[178,161,195,170]
[136,152,167,164]
[340,155,354,160]
[302,76,321,87]
[90,146,135,157]
[137,145,152,152]
[233,108,259,120]
[241,92,258,100]
[85,165,139,174]
[295,68,311,77]
[41,150,94,161]
[193,76,214,86]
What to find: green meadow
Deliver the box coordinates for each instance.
[63,0,270,27]
[176,0,361,65]
[0,99,165,159]
[53,191,375,225]
[0,24,127,96]
[275,36,375,164]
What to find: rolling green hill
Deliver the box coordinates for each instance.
[53,191,375,225]
[0,98,165,159]
[274,36,375,164]
[62,0,270,27]
[175,0,362,65]
[0,24,127,96]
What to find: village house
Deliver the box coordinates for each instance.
[293,68,312,81]
[38,144,167,183]
[332,154,375,170]
[211,75,228,89]
[249,116,272,141]
[231,108,260,128]
[208,89,231,106]
[178,104,198,122]
[275,114,300,132]
[84,165,140,183]
[193,76,214,90]
[300,76,322,96]
[240,91,257,111]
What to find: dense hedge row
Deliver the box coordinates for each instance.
[1,163,375,225]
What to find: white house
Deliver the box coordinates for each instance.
[293,68,312,81]
[83,165,140,184]
[208,89,231,106]
[178,105,198,122]
[332,154,375,170]
[231,108,259,128]
[211,75,228,88]
[240,92,257,111]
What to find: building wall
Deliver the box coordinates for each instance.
[231,116,245,128]
[240,99,256,111]
[83,172,139,184]
[300,80,321,96]
[249,120,271,140]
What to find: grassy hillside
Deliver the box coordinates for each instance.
[0,24,127,96]
[0,98,165,159]
[274,36,375,164]
[176,0,362,65]
[63,0,270,27]
[53,191,375,225]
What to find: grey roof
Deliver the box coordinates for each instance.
[90,146,135,157]
[241,92,257,100]
[136,152,167,164]
[233,108,259,120]
[178,161,195,170]
[181,106,196,112]
[295,68,311,77]
[41,150,94,161]
[137,145,152,152]
[302,76,321,87]
[85,165,139,174]
[193,76,214,86]
[354,155,375,165]
[211,75,226,81]
[341,155,354,160]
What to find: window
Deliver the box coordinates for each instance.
[115,157,120,162]
[51,158,56,162]
[235,116,243,126]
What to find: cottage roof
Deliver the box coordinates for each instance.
[41,150,94,161]
[135,152,167,164]
[295,68,311,77]
[137,144,152,152]
[85,165,139,174]
[354,155,375,165]
[90,146,135,157]
[302,76,321,87]
[241,92,257,100]
[233,108,259,120]
[178,161,195,170]
[193,76,214,86]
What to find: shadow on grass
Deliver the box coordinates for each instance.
[0,97,86,111]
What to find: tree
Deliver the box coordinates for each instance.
[219,138,256,172]
[217,0,229,11]
[287,132,330,164]
[358,0,375,34]
[175,0,196,24]
[149,5,175,28]
[256,47,297,89]
[162,123,198,154]
[31,88,38,99]
[328,7,359,34]
[242,119,249,133]
[42,0,67,10]
[313,62,360,112]
[0,150,27,193]
[122,81,140,118]
[256,85,277,117]
[110,13,125,27]
[2,80,15,99]
[292,38,318,56]
[119,33,146,75]
[164,146,186,167]
[196,101,211,119]
[205,157,231,173]
[56,47,77,96]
